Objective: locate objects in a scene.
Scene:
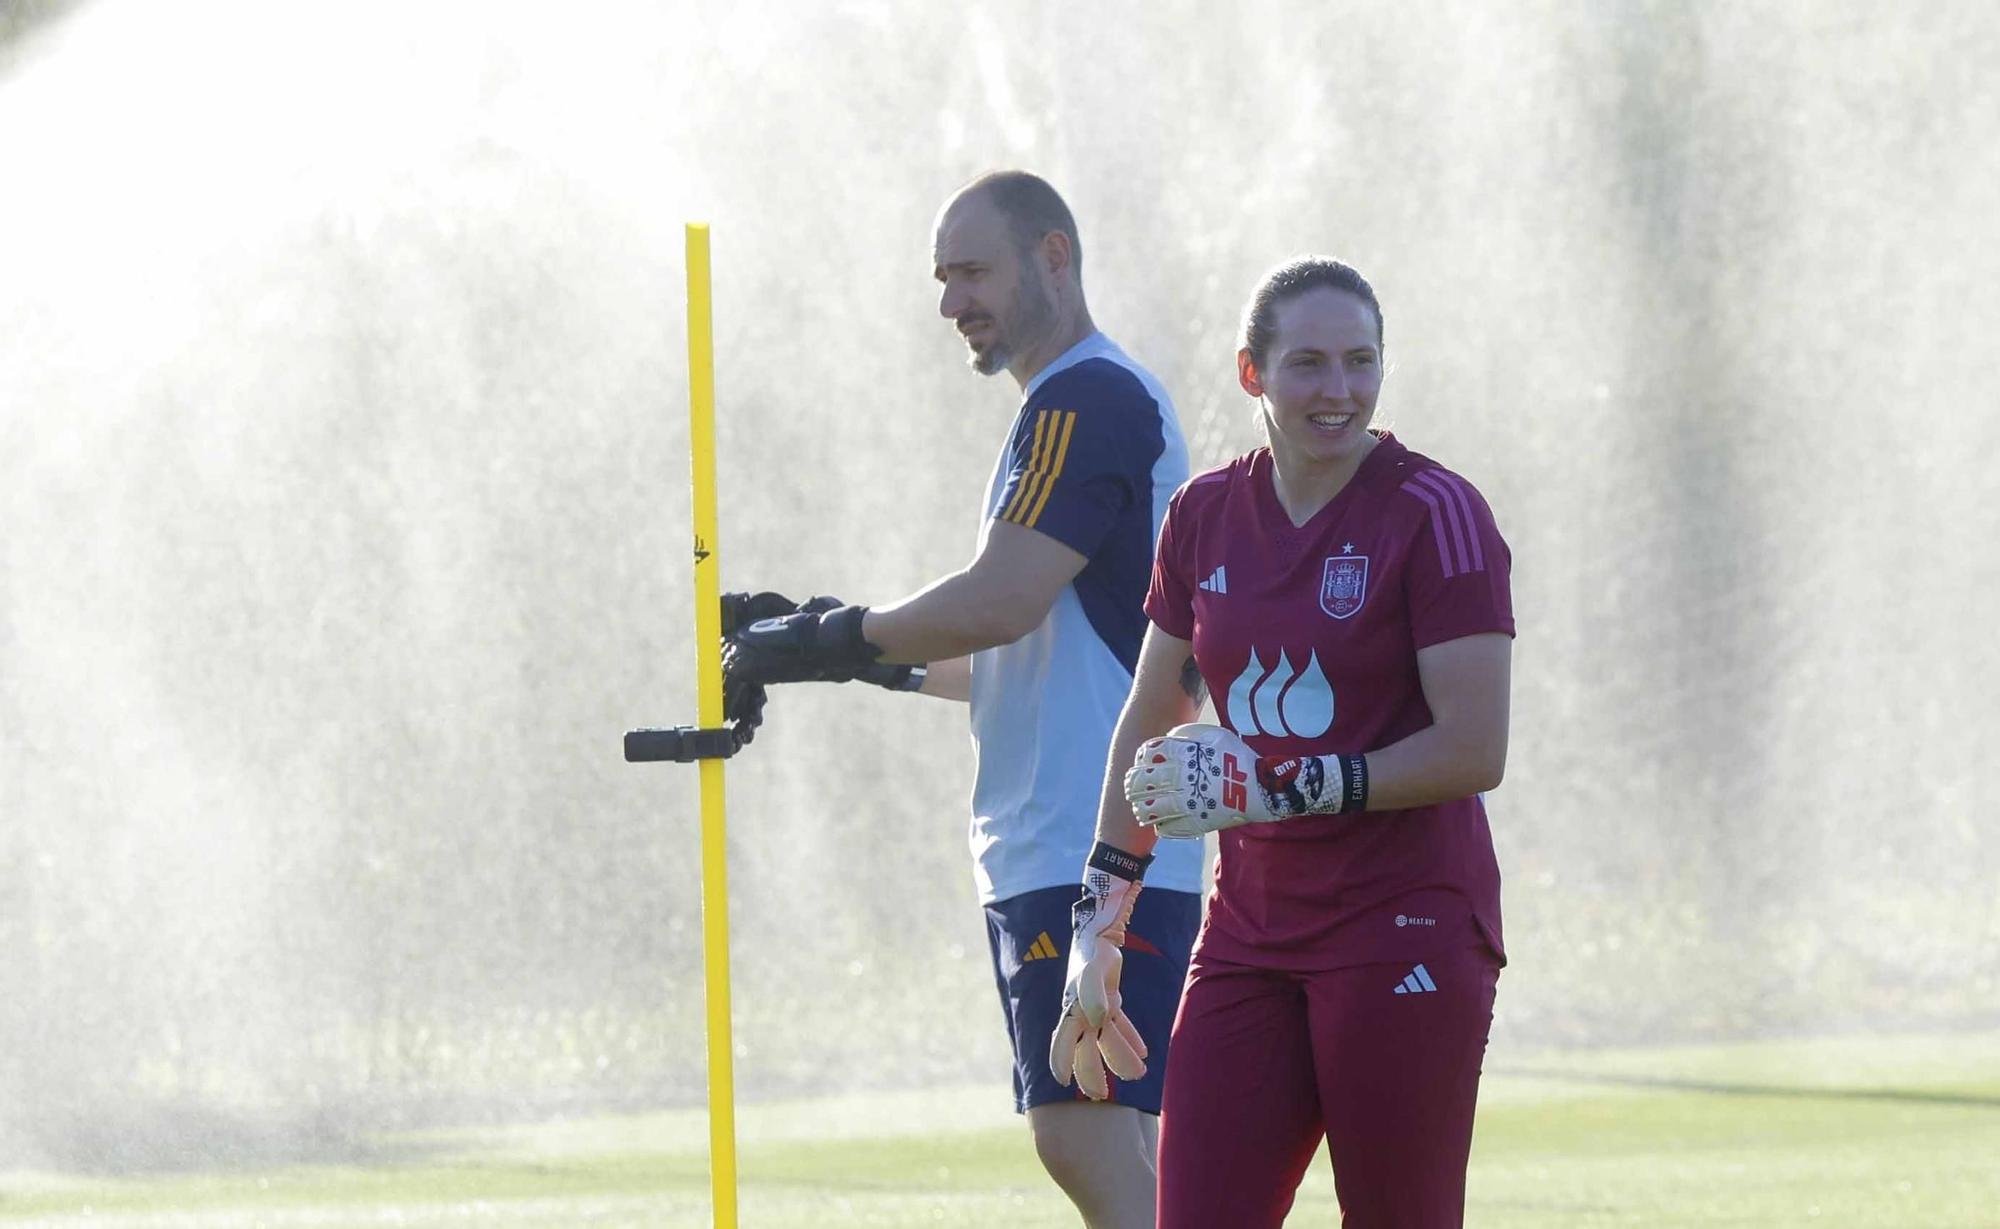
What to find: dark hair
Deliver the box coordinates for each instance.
[1239,256,1383,368]
[962,170,1083,280]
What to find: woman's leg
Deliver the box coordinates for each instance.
[1307,945,1500,1228]
[1157,962,1325,1229]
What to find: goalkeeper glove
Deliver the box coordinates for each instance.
[720,591,926,692]
[715,591,811,745]
[1125,723,1369,839]
[1048,842,1152,1100]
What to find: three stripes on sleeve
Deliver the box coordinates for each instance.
[1399,470,1488,579]
[1000,409,1077,530]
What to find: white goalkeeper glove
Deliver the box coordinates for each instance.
[1126,723,1370,839]
[1048,843,1152,1101]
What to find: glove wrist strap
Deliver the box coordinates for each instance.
[857,661,926,692]
[1074,845,1145,949]
[1333,753,1369,814]
[1086,840,1151,884]
[821,604,883,663]
[1254,753,1370,816]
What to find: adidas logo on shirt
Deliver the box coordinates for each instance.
[1022,932,1061,962]
[1392,964,1439,995]
[1198,565,1228,594]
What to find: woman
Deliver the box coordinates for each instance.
[1050,257,1513,1227]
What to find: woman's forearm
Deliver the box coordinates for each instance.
[1094,651,1203,857]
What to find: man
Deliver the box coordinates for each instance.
[723,170,1202,1228]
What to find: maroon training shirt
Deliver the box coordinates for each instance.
[1144,433,1513,972]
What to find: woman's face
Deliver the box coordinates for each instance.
[1242,287,1384,471]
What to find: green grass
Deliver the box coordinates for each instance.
[2,1032,1995,1227]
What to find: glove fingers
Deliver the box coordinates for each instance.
[723,591,804,632]
[1125,761,1182,802]
[1072,1033,1109,1101]
[723,620,809,685]
[1128,768,1160,808]
[1077,946,1121,1028]
[1125,761,1170,792]
[724,676,768,719]
[1098,1014,1149,1082]
[1108,1008,1149,1062]
[1127,739,1207,831]
[1129,792,1183,830]
[1048,1009,1087,1087]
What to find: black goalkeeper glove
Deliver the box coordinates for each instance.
[716,591,804,745]
[724,602,876,685]
[720,591,926,693]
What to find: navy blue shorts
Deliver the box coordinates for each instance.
[984,883,1201,1114]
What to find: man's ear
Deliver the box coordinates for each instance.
[1237,349,1263,398]
[1040,230,1073,280]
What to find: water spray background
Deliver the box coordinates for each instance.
[2,0,1996,1165]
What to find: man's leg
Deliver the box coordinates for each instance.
[1027,1102,1156,1229]
[1029,884,1197,1224]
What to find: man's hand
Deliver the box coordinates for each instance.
[723,599,875,685]
[1125,723,1286,839]
[721,596,926,693]
[722,670,768,743]
[1049,845,1151,1100]
[717,592,813,745]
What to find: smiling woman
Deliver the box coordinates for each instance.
[1067,257,1517,1227]
[1238,260,1388,523]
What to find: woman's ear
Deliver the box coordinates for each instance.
[1237,349,1263,398]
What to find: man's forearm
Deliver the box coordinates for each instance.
[861,570,1036,663]
[917,656,971,702]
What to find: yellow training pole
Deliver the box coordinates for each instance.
[685,222,738,1228]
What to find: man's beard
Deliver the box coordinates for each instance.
[968,271,1056,377]
[970,337,1012,377]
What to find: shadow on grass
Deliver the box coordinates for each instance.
[1490,1067,2000,1109]
[0,1102,453,1177]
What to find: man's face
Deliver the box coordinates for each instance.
[932,193,1055,376]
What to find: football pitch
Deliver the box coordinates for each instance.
[2,1032,1994,1228]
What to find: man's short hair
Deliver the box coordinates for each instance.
[962,170,1082,281]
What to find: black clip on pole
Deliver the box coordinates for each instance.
[624,725,742,763]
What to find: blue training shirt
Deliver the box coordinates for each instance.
[967,332,1204,904]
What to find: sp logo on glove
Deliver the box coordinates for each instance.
[1125,724,1281,839]
[1126,724,1368,838]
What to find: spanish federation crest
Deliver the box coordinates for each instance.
[1320,553,1369,620]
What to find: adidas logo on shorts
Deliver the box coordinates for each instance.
[1022,932,1061,962]
[1392,964,1438,995]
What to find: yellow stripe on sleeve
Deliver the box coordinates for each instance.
[1020,410,1077,529]
[999,410,1053,525]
